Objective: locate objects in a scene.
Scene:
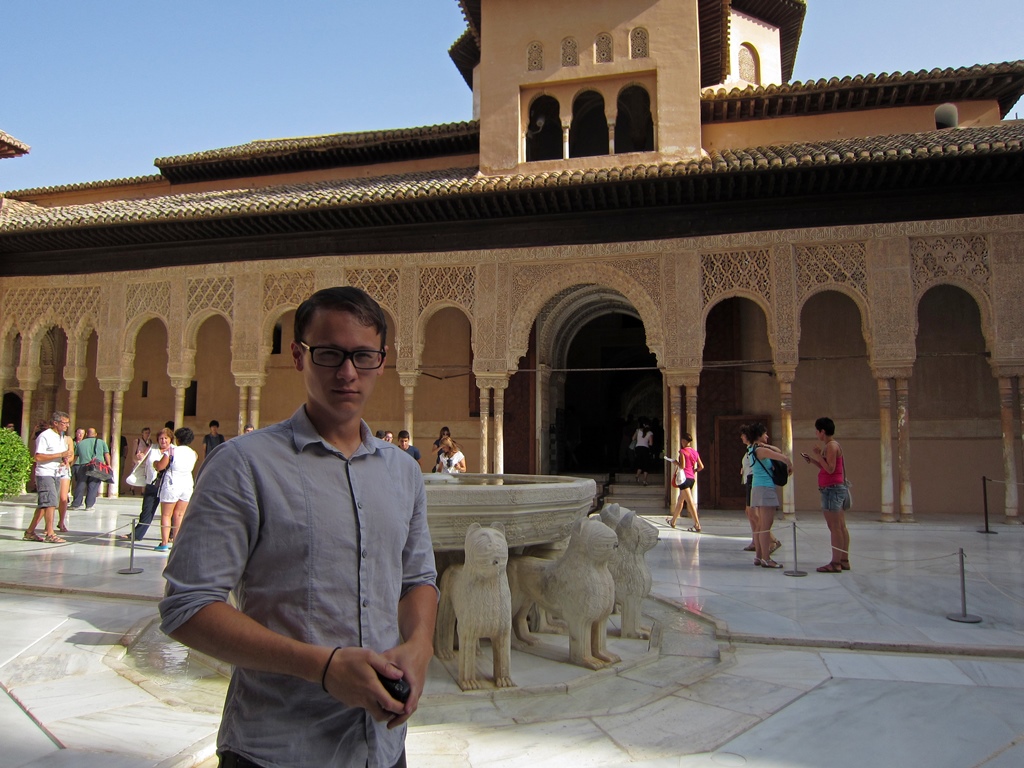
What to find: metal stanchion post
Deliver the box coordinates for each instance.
[978,476,996,534]
[784,521,807,577]
[946,547,981,623]
[118,517,144,575]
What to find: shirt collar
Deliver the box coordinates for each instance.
[290,405,377,459]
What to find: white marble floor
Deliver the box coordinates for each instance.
[1,496,1022,768]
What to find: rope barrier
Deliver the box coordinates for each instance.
[7,519,132,554]
[963,557,1024,608]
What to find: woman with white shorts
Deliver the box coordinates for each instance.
[154,427,197,552]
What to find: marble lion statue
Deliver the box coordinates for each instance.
[508,516,620,670]
[434,522,515,690]
[600,503,658,639]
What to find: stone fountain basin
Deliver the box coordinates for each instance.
[424,474,597,551]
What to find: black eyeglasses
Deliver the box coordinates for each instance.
[299,342,385,370]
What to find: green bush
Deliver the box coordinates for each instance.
[0,428,32,500]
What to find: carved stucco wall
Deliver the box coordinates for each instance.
[0,216,1021,408]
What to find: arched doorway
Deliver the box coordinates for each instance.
[1,391,23,433]
[536,285,657,473]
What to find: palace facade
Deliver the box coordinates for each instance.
[2,0,1024,521]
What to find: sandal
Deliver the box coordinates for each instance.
[760,559,783,569]
[58,524,69,533]
[686,526,701,533]
[743,543,756,552]
[770,539,782,553]
[664,517,676,529]
[816,562,843,573]
[840,560,851,571]
[23,531,44,542]
[43,533,66,544]
[753,558,762,566]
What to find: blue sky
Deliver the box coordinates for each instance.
[2,0,1021,192]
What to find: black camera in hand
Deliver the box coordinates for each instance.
[377,672,410,703]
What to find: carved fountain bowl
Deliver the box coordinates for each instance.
[424,474,597,551]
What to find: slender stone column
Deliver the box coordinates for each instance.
[684,381,699,507]
[668,384,682,509]
[776,370,796,520]
[66,381,83,434]
[171,378,191,432]
[248,385,262,430]
[17,364,41,445]
[998,377,1020,525]
[107,387,127,497]
[493,382,507,474]
[20,389,34,445]
[101,389,114,446]
[876,377,896,523]
[536,364,551,475]
[561,123,570,160]
[236,385,249,436]
[478,384,491,474]
[895,377,915,523]
[399,372,420,445]
[607,122,616,154]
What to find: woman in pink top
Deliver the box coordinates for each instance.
[801,416,850,573]
[666,433,704,531]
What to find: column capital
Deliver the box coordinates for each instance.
[476,374,510,391]
[663,368,700,389]
[989,361,1024,379]
[233,375,266,389]
[170,378,193,390]
[398,371,422,389]
[16,366,41,389]
[97,378,131,393]
[871,365,914,381]
[773,365,797,385]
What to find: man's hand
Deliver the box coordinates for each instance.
[380,635,434,728]
[321,646,408,723]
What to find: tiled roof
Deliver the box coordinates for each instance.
[0,130,30,159]
[153,121,480,184]
[1,123,1021,253]
[703,61,1024,121]
[2,175,164,199]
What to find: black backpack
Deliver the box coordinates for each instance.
[752,446,788,487]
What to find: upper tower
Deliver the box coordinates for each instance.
[450,0,806,175]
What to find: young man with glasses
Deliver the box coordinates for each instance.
[24,412,72,543]
[161,287,437,768]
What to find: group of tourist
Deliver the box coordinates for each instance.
[663,417,851,574]
[23,414,113,544]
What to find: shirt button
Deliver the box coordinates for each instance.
[357,502,363,509]
[361,549,368,558]
[362,599,369,607]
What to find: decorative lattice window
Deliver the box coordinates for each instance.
[561,38,579,67]
[738,44,760,85]
[595,33,613,63]
[629,28,649,59]
[527,41,544,72]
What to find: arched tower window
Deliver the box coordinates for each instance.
[615,85,654,153]
[935,103,959,130]
[526,95,563,162]
[527,41,544,72]
[561,38,579,67]
[738,43,760,85]
[595,33,613,63]
[569,90,609,158]
[629,28,649,59]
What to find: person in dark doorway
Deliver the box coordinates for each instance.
[633,420,654,486]
[160,287,437,768]
[203,420,225,459]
